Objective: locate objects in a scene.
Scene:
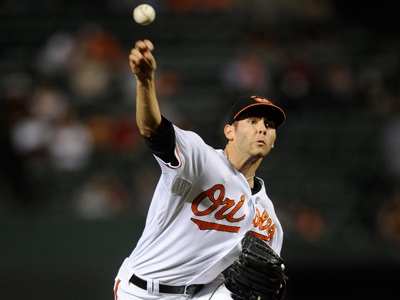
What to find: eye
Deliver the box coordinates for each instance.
[265,121,275,129]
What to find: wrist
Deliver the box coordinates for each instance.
[136,75,155,87]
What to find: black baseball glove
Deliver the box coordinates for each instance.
[224,231,287,300]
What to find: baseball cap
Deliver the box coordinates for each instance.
[227,95,286,128]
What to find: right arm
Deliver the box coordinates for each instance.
[129,39,162,137]
[130,40,178,165]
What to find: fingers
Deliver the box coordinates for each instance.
[133,39,154,54]
[129,39,156,77]
[129,48,146,71]
[144,39,154,50]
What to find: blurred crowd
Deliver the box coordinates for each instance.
[0,0,399,249]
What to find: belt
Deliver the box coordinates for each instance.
[129,274,204,295]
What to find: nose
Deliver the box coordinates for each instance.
[258,118,272,135]
[258,124,268,135]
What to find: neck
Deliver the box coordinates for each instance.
[224,148,259,181]
[246,173,255,180]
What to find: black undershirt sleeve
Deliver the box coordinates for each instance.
[142,117,179,166]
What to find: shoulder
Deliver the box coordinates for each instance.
[173,125,211,150]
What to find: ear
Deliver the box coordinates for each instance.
[272,136,277,148]
[224,124,234,141]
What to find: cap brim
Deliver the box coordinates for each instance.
[233,103,286,128]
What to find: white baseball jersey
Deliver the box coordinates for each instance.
[115,121,283,299]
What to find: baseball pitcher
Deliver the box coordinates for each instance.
[113,39,288,300]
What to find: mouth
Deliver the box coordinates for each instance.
[256,140,266,146]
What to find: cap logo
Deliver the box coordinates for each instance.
[251,95,271,104]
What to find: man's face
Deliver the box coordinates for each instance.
[232,115,276,159]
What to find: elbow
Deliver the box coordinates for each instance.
[137,120,160,138]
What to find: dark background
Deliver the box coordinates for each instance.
[1,1,399,299]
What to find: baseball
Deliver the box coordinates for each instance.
[133,4,156,25]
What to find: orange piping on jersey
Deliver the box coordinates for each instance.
[191,218,240,233]
[114,279,121,300]
[162,145,183,169]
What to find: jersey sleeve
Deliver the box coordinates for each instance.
[142,116,179,167]
[144,117,211,186]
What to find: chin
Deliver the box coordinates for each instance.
[250,143,269,156]
[252,149,268,158]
